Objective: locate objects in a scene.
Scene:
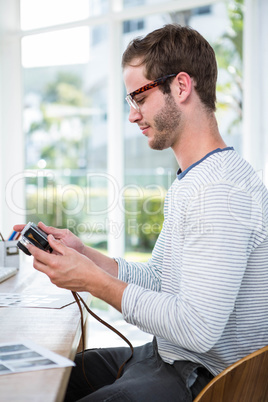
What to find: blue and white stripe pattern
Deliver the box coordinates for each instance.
[116,148,268,376]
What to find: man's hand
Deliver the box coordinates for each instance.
[13,221,119,278]
[13,222,86,255]
[28,234,127,311]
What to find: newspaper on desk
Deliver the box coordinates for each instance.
[0,340,75,375]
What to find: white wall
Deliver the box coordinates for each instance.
[243,0,268,184]
[0,0,25,238]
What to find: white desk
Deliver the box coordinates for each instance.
[0,262,90,402]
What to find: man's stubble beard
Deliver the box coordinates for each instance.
[149,93,183,151]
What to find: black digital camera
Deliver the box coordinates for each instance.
[17,222,53,256]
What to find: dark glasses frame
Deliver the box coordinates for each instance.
[125,73,177,111]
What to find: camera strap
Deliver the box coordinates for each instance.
[72,291,134,390]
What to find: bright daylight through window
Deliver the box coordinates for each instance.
[21,0,243,266]
[0,0,240,347]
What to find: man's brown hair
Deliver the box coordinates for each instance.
[122,24,218,112]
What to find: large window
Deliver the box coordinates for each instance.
[19,0,243,260]
[22,18,109,251]
[0,0,247,347]
[20,0,108,29]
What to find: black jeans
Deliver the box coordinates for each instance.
[64,338,213,402]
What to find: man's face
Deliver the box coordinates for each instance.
[123,64,183,151]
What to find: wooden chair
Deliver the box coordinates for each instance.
[194,345,268,402]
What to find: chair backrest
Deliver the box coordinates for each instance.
[194,345,268,402]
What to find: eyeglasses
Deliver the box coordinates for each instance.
[125,74,177,112]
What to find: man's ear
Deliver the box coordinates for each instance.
[174,72,193,103]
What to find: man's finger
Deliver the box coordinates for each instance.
[38,222,67,240]
[47,234,68,255]
[28,236,67,261]
[13,224,25,232]
[28,243,54,263]
[38,221,57,235]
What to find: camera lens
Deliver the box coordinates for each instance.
[17,237,32,256]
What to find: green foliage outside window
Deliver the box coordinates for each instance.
[26,185,165,252]
[25,0,244,254]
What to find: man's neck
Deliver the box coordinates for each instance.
[172,114,226,172]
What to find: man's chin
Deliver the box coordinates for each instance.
[148,138,168,151]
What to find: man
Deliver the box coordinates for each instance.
[14,24,268,401]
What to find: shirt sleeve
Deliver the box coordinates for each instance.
[115,222,168,291]
[115,257,161,291]
[121,182,267,353]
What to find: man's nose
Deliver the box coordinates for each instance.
[128,106,142,123]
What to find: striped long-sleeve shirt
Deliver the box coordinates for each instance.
[116,147,268,376]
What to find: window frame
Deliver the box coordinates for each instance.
[1,0,265,254]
